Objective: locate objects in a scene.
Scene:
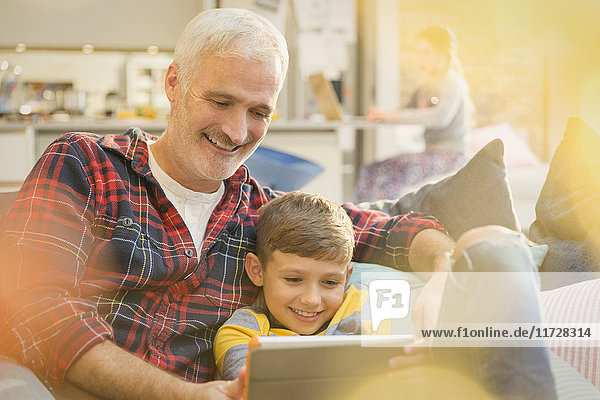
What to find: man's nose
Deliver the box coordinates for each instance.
[222,110,249,145]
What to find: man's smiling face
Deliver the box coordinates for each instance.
[157,54,282,193]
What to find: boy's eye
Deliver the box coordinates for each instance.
[323,280,340,287]
[284,277,301,283]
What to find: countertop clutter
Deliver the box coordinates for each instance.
[0,51,174,128]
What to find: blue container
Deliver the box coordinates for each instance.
[244,146,324,192]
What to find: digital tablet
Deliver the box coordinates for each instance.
[244,334,413,400]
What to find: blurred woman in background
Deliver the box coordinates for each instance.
[356,26,473,203]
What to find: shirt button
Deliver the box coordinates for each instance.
[184,248,194,258]
[122,217,133,227]
[159,204,169,213]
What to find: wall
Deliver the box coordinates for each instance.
[0,0,204,51]
[543,0,600,156]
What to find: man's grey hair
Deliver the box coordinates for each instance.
[174,8,289,93]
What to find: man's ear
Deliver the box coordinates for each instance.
[165,63,180,103]
[345,262,354,284]
[245,253,264,286]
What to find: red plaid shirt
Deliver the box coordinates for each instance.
[0,128,443,386]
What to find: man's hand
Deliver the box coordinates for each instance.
[388,337,432,372]
[387,229,453,371]
[387,271,448,372]
[180,364,246,400]
[181,377,244,400]
[390,226,516,372]
[412,270,448,336]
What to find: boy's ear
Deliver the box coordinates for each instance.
[245,253,264,286]
[345,262,354,284]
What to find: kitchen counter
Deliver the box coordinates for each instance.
[0,117,167,133]
[0,118,422,201]
[0,117,396,132]
[0,119,358,200]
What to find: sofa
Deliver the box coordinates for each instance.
[1,117,598,398]
[353,116,600,398]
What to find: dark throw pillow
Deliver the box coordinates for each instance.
[358,138,519,240]
[529,117,600,275]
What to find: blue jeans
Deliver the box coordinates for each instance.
[434,232,557,399]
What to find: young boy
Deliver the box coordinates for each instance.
[213,191,369,380]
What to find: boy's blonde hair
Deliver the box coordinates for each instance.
[255,191,355,266]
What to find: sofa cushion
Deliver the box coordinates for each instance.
[548,350,600,400]
[358,139,519,240]
[529,117,600,278]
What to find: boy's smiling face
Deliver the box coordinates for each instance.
[245,250,353,335]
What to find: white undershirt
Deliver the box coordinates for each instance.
[148,143,225,253]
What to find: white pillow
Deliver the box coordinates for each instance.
[468,123,540,169]
[540,278,600,390]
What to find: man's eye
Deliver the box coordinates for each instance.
[252,110,269,119]
[212,100,229,107]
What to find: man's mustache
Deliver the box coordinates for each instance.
[201,127,254,147]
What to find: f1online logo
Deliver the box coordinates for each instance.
[369,280,410,331]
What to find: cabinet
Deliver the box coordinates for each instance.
[0,124,36,191]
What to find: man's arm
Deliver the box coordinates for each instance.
[408,227,454,274]
[343,205,453,333]
[344,205,445,271]
[66,340,243,400]
[0,137,113,383]
[407,228,454,335]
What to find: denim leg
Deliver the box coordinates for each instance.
[0,356,55,400]
[434,233,557,400]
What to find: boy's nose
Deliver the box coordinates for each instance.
[299,286,321,308]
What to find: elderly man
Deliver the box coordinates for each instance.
[0,8,459,400]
